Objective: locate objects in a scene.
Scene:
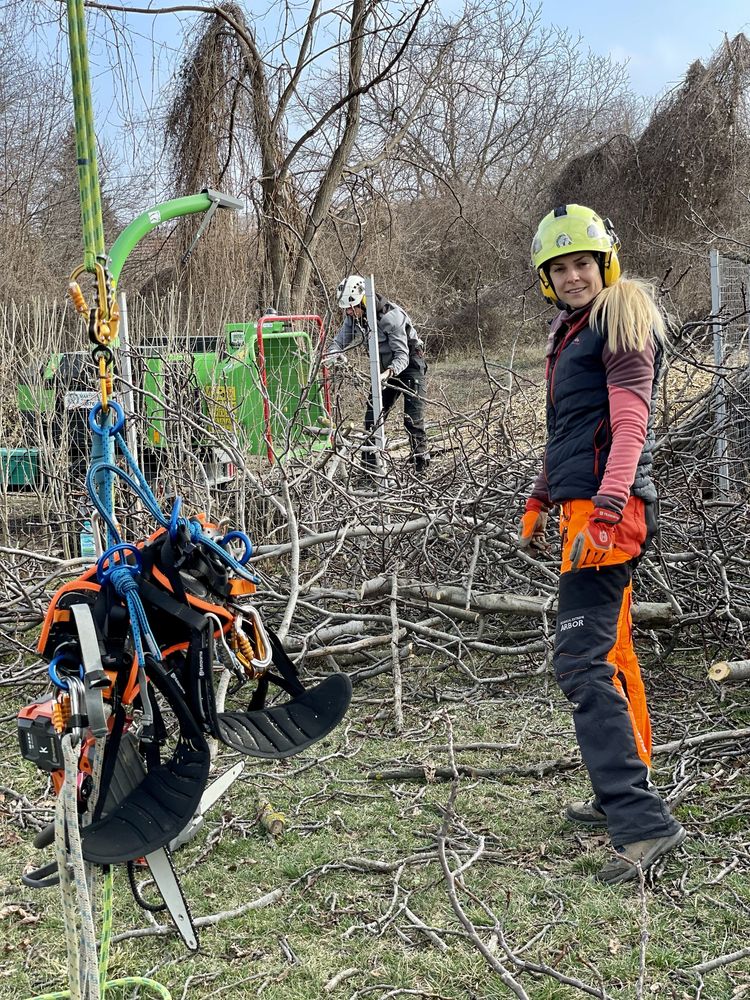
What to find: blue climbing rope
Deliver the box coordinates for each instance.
[86,398,256,582]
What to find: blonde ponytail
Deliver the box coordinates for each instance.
[589,276,665,353]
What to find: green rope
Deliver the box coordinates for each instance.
[27,980,172,1000]
[66,0,105,270]
[25,866,172,1000]
[27,4,174,985]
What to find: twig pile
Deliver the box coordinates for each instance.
[0,314,748,702]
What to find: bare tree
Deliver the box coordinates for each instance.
[163,1,455,312]
[315,0,640,334]
[0,19,70,299]
[364,1,636,201]
[550,32,750,310]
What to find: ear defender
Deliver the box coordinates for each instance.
[601,218,621,286]
[538,267,560,304]
[601,251,621,286]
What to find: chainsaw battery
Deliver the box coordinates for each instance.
[18,700,64,772]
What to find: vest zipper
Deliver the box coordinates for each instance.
[548,312,591,407]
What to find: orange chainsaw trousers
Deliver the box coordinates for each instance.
[553,498,679,843]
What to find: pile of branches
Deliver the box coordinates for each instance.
[0,317,748,705]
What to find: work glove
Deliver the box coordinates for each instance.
[518,497,550,556]
[379,367,394,385]
[569,506,622,570]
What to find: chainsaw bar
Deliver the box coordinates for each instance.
[145,847,199,951]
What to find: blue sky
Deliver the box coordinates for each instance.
[538,0,750,97]
[30,0,750,117]
[21,0,750,194]
[38,0,750,112]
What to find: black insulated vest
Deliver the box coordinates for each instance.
[544,313,661,504]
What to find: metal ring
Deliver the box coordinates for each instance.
[91,344,114,366]
[88,399,125,436]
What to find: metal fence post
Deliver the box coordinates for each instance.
[364,275,386,475]
[117,291,139,462]
[710,248,730,498]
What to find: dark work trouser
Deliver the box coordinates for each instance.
[363,365,428,464]
[554,498,681,845]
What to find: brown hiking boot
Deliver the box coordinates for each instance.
[565,797,607,827]
[596,825,686,885]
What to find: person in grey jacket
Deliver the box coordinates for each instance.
[328,275,429,474]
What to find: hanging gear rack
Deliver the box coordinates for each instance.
[17,5,351,999]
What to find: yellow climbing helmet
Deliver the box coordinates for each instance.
[530,204,621,304]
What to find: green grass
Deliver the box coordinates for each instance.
[1,659,748,1000]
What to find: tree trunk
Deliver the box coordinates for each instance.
[290,0,367,309]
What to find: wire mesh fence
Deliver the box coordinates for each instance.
[710,249,750,496]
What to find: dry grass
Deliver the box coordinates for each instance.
[1,654,748,1000]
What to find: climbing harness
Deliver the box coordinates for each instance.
[17,3,351,997]
[19,394,352,987]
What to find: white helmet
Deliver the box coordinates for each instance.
[336,274,366,309]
